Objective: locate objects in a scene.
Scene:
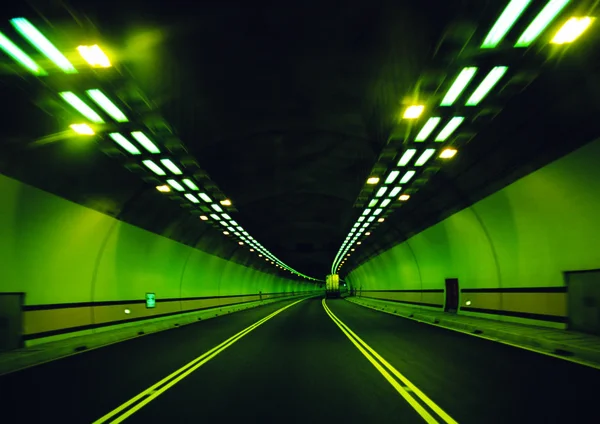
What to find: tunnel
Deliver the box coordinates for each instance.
[1,1,600,423]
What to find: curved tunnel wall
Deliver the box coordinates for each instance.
[347,139,600,328]
[0,174,314,342]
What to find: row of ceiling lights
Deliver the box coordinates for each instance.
[331,0,595,275]
[0,16,320,282]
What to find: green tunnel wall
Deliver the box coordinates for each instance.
[0,173,315,341]
[347,139,600,328]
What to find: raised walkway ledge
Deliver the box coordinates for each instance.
[347,296,600,369]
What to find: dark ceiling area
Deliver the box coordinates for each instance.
[1,1,599,281]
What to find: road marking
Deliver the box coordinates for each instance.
[93,297,308,424]
[322,299,457,424]
[350,299,600,371]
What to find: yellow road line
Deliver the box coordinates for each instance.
[350,299,600,371]
[93,297,308,424]
[322,299,458,424]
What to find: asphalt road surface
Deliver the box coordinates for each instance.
[1,296,598,423]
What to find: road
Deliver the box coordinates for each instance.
[0,296,598,423]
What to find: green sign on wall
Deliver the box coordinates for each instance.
[146,293,156,308]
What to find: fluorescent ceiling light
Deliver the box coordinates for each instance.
[435,117,464,142]
[131,131,160,153]
[0,31,45,75]
[400,170,416,184]
[210,214,221,220]
[160,159,182,175]
[385,170,400,184]
[380,199,391,207]
[363,209,371,215]
[142,160,165,176]
[200,216,209,221]
[440,67,478,106]
[368,199,378,207]
[375,187,388,198]
[398,149,417,166]
[373,209,383,216]
[77,45,111,67]
[415,149,436,166]
[156,185,170,193]
[515,0,570,47]
[220,221,228,226]
[182,179,199,190]
[481,0,532,48]
[185,194,199,203]
[466,67,508,106]
[358,216,365,222]
[220,199,232,206]
[166,179,185,192]
[551,17,595,44]
[367,177,380,184]
[222,214,232,220]
[59,92,104,123]
[211,204,223,212]
[198,193,212,202]
[415,117,441,142]
[109,133,140,155]
[10,18,76,73]
[86,89,128,123]
[399,194,410,201]
[389,187,402,197]
[70,123,94,135]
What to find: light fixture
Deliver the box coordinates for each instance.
[250,248,255,252]
[185,193,199,203]
[398,149,417,166]
[365,232,371,236]
[385,170,400,184]
[131,131,160,153]
[389,187,402,197]
[220,199,232,206]
[219,221,228,226]
[223,230,229,234]
[0,31,45,75]
[351,249,355,251]
[77,45,111,67]
[368,200,378,208]
[435,117,464,142]
[367,177,380,184]
[142,160,166,176]
[222,214,232,220]
[367,216,375,222]
[357,242,362,245]
[399,170,416,184]
[109,133,140,155]
[86,89,128,123]
[373,209,383,216]
[399,194,410,201]
[156,185,170,193]
[465,67,508,106]
[183,179,199,190]
[59,92,104,123]
[70,123,94,135]
[551,17,595,44]
[210,214,221,221]
[481,0,532,48]
[440,148,458,159]
[375,187,388,198]
[515,0,571,47]
[211,204,223,212]
[440,67,478,106]
[358,216,365,222]
[377,218,385,222]
[166,179,185,192]
[10,18,76,73]
[403,105,425,119]
[415,117,441,142]
[363,209,371,216]
[380,199,391,207]
[160,159,182,175]
[198,193,212,203]
[238,241,244,245]
[415,149,436,166]
[200,215,209,221]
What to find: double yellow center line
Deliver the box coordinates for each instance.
[93,297,308,423]
[322,299,458,424]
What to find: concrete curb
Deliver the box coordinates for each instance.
[347,297,600,367]
[0,295,307,376]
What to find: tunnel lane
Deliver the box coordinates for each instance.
[2,297,599,423]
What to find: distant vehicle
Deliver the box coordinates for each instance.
[325,274,349,298]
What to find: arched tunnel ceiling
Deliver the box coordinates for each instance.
[1,1,599,280]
